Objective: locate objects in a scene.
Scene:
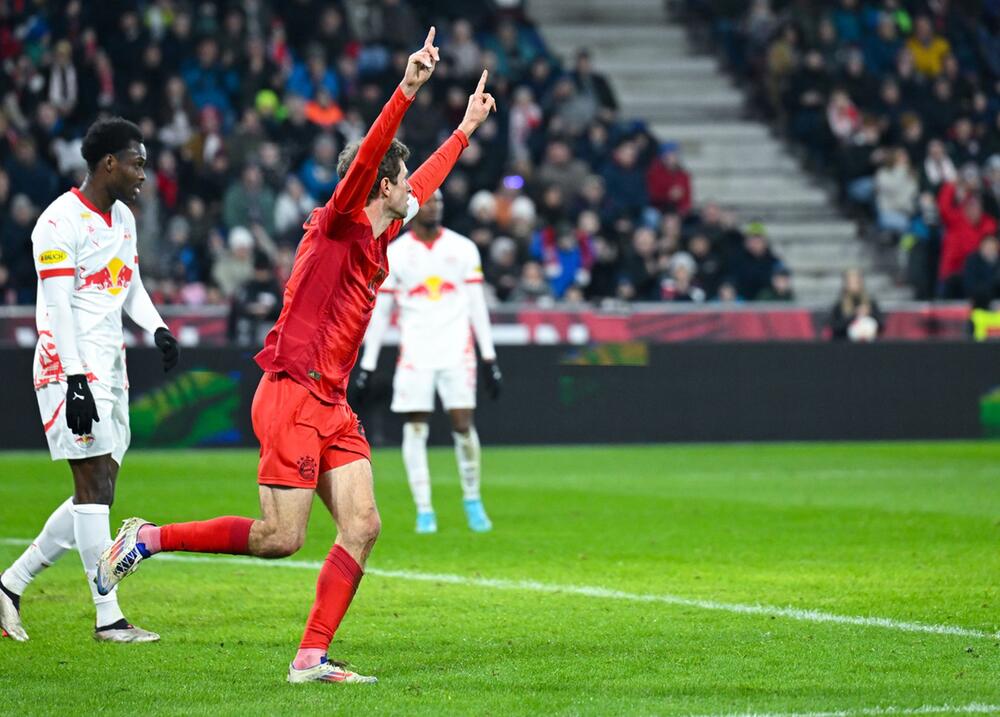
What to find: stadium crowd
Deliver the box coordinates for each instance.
[0,0,797,321]
[682,0,1000,304]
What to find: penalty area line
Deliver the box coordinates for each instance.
[1,537,998,641]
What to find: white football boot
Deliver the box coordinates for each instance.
[287,657,377,684]
[0,575,28,642]
[96,517,151,596]
[94,619,160,643]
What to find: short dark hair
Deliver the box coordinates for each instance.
[81,117,143,170]
[336,137,410,203]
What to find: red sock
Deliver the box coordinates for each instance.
[299,544,363,650]
[159,517,254,555]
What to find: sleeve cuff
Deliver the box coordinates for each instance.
[453,129,470,149]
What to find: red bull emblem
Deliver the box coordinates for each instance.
[407,275,456,301]
[80,257,133,295]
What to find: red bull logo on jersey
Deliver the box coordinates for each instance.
[79,257,133,296]
[407,275,456,301]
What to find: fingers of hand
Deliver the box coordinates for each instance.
[424,26,436,50]
[475,69,488,95]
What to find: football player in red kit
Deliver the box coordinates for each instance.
[96,28,496,684]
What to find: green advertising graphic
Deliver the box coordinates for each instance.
[131,370,242,448]
[980,386,1000,438]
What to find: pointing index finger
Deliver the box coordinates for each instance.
[424,26,436,49]
[475,69,488,95]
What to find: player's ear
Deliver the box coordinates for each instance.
[105,153,115,174]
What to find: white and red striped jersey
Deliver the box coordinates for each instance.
[32,189,140,389]
[382,228,484,369]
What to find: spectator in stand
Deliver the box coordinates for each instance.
[4,138,58,210]
[537,139,591,202]
[486,236,521,303]
[830,268,883,341]
[758,267,795,301]
[923,138,958,190]
[962,234,1000,309]
[443,19,481,79]
[983,155,1000,219]
[661,252,705,302]
[0,195,37,305]
[213,226,256,298]
[937,179,999,297]
[274,175,316,244]
[509,261,554,305]
[223,163,277,237]
[730,222,783,301]
[530,222,594,300]
[864,12,903,77]
[298,134,340,201]
[570,50,618,123]
[585,236,623,302]
[906,15,951,79]
[619,227,662,301]
[687,233,725,299]
[827,88,862,144]
[874,147,918,237]
[830,0,863,46]
[646,142,693,217]
[602,140,648,220]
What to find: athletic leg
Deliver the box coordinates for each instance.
[0,495,76,641]
[402,411,435,532]
[294,459,380,672]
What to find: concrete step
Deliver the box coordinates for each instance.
[685,155,801,175]
[530,0,666,24]
[651,122,772,143]
[765,222,859,243]
[715,204,845,222]
[619,89,743,107]
[543,24,685,46]
[792,272,897,299]
[623,104,745,123]
[693,177,828,206]
[614,73,732,95]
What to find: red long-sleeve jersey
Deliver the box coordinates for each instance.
[255,85,469,403]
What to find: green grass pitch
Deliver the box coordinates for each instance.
[0,442,998,716]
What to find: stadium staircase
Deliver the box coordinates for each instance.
[531,0,913,303]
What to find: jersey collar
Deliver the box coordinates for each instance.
[71,187,113,228]
[415,227,444,250]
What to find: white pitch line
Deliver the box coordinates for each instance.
[2,538,998,641]
[684,703,1000,717]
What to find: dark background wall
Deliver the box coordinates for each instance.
[2,343,999,451]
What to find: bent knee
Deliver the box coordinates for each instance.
[254,527,306,559]
[344,511,381,546]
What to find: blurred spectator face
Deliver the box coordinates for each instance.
[578,210,599,235]
[128,80,148,105]
[574,51,592,75]
[497,21,518,49]
[198,38,219,67]
[453,19,473,43]
[933,78,951,102]
[953,118,973,143]
[804,50,824,71]
[927,139,947,161]
[11,195,34,225]
[243,165,263,190]
[546,141,571,166]
[880,80,900,105]
[469,190,497,222]
[36,103,59,132]
[661,213,682,239]
[893,148,910,168]
[965,196,983,224]
[14,140,36,165]
[594,236,618,262]
[896,48,914,76]
[689,234,711,258]
[521,261,545,286]
[846,50,864,76]
[771,271,792,295]
[541,185,565,212]
[490,237,517,268]
[633,228,656,257]
[718,282,737,301]
[200,106,221,133]
[167,216,191,246]
[901,115,923,143]
[745,232,768,257]
[702,203,722,225]
[54,39,73,67]
[121,11,140,35]
[818,18,836,44]
[914,16,932,43]
[614,142,638,168]
[876,13,897,41]
[314,135,336,165]
[143,44,162,71]
[843,268,865,295]
[980,236,999,263]
[581,176,605,203]
[158,150,177,175]
[166,77,187,105]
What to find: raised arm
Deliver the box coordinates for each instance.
[321,28,440,229]
[409,70,497,205]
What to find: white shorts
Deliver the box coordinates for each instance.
[391,362,477,414]
[36,381,130,465]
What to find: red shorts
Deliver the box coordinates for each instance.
[251,372,370,489]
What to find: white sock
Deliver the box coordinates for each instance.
[453,427,481,501]
[2,496,76,595]
[402,422,433,513]
[72,503,125,628]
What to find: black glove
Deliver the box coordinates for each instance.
[66,374,99,436]
[482,360,502,400]
[353,369,372,406]
[154,327,179,372]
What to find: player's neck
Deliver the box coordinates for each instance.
[413,223,440,242]
[364,201,396,238]
[77,178,115,214]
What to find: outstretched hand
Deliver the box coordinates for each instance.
[458,70,497,138]
[401,27,440,97]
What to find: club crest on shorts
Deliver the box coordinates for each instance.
[297,455,317,481]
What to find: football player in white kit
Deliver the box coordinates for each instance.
[0,118,179,643]
[357,190,501,533]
